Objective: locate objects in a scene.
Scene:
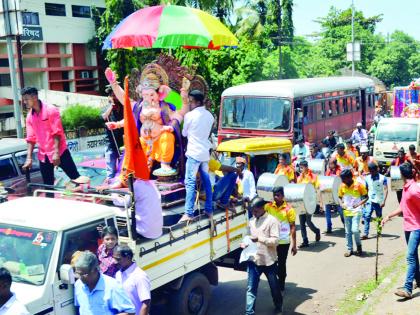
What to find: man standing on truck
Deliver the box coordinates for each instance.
[74,251,135,315]
[0,267,30,315]
[181,90,214,222]
[21,87,80,187]
[242,197,283,315]
[114,246,151,315]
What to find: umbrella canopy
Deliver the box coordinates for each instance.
[103,5,238,50]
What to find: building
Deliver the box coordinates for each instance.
[0,0,105,124]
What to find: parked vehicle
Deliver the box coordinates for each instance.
[0,138,42,198]
[218,76,376,144]
[373,117,420,169]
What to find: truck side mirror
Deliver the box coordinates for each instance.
[60,264,75,285]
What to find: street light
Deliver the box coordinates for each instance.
[0,0,23,138]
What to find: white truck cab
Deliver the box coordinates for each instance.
[373,117,420,168]
[0,192,248,315]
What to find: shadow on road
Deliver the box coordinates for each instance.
[297,241,336,253]
[283,282,317,315]
[380,233,401,240]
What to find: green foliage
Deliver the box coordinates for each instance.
[61,104,103,131]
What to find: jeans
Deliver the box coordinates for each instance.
[213,172,238,205]
[40,149,80,186]
[276,244,290,290]
[362,202,382,236]
[325,204,344,231]
[105,146,119,180]
[299,213,320,244]
[403,230,420,293]
[344,214,361,251]
[184,157,213,217]
[246,262,282,315]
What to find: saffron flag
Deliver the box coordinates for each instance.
[121,76,150,180]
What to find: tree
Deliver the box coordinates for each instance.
[234,1,268,40]
[367,31,420,88]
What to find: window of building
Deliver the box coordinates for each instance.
[45,3,66,16]
[72,5,91,18]
[0,74,11,86]
[22,12,40,25]
[0,59,9,67]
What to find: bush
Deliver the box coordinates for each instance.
[61,104,103,131]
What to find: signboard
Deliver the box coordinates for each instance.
[346,42,361,61]
[21,26,43,41]
[67,135,108,153]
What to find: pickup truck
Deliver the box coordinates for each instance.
[0,189,247,315]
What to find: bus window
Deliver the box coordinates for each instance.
[347,97,353,112]
[332,99,339,115]
[356,96,360,110]
[221,97,292,131]
[303,105,315,124]
[338,98,344,114]
[343,98,348,113]
[316,102,324,120]
[326,101,333,117]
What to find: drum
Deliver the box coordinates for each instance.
[318,175,342,205]
[390,166,403,191]
[256,173,289,202]
[284,183,317,215]
[308,159,326,175]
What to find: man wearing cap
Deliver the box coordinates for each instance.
[361,163,388,239]
[354,146,376,177]
[236,157,256,203]
[351,122,368,147]
[291,136,310,163]
[21,87,80,187]
[181,90,214,221]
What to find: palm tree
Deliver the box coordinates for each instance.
[235,0,268,39]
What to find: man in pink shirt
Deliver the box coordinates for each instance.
[382,163,420,299]
[21,87,80,186]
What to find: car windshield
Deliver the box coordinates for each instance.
[221,97,291,131]
[376,123,418,142]
[0,224,56,285]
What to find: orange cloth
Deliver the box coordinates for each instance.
[121,77,150,181]
[140,131,175,164]
[297,169,320,188]
[274,164,295,182]
[354,156,376,176]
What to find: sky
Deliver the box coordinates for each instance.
[292,0,420,40]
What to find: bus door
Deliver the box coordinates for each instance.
[293,99,303,141]
[360,89,367,127]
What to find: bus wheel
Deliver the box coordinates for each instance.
[170,272,210,315]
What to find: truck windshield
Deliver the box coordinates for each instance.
[376,123,418,142]
[0,224,56,286]
[221,97,291,131]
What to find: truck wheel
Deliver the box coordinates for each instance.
[169,272,210,315]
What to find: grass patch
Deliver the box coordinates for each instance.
[335,253,405,315]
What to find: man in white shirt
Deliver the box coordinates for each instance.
[181,90,214,222]
[236,157,256,202]
[0,267,30,315]
[114,246,151,315]
[291,136,310,164]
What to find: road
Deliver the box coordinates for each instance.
[208,189,406,315]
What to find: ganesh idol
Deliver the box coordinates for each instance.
[104,64,189,177]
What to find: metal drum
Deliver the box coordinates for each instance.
[318,175,342,205]
[284,183,317,215]
[308,159,326,175]
[257,173,289,202]
[390,166,403,191]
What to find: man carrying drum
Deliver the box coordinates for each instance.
[324,159,344,233]
[274,153,295,183]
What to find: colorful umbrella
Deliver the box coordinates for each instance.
[103,5,238,50]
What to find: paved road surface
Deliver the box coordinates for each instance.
[208,189,407,315]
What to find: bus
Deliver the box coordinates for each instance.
[218,76,376,144]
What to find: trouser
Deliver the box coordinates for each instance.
[362,202,383,236]
[325,204,344,231]
[246,262,282,315]
[396,190,403,203]
[40,149,80,186]
[184,157,212,217]
[344,214,361,251]
[105,146,119,180]
[276,244,290,291]
[299,213,320,244]
[403,230,420,293]
[212,172,238,205]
